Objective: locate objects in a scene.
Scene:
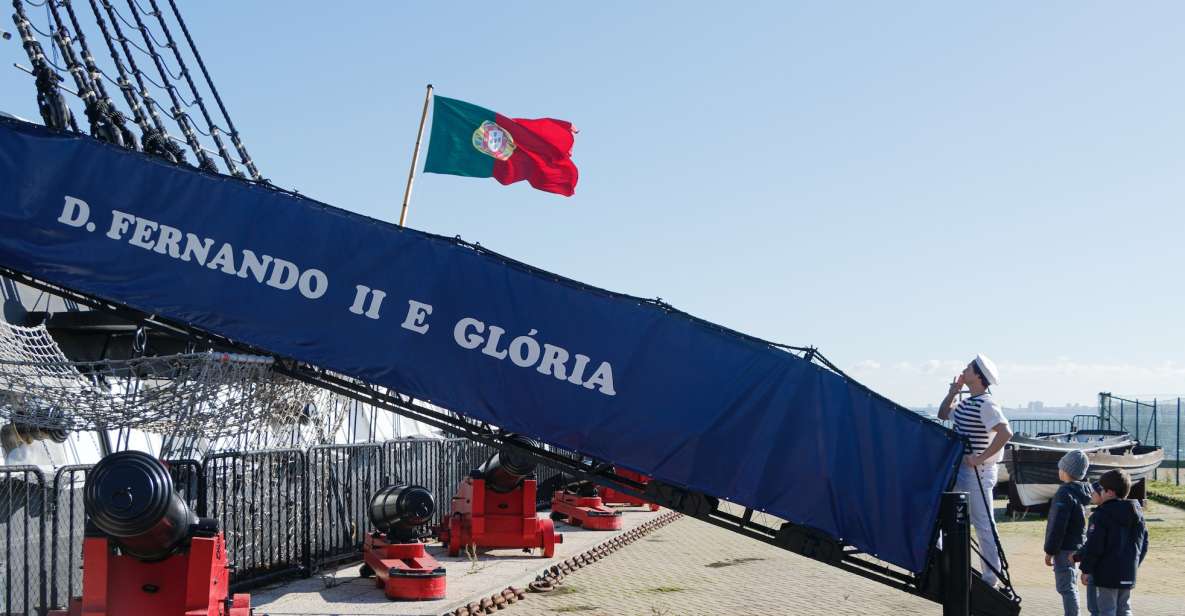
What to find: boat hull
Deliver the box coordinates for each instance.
[1006,445,1163,508]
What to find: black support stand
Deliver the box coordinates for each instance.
[940,491,971,616]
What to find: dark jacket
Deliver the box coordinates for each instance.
[1078,499,1149,589]
[1044,481,1092,554]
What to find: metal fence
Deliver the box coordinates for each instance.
[307,443,384,570]
[380,438,498,529]
[45,460,202,611]
[0,466,47,616]
[202,449,307,590]
[1009,419,1073,436]
[1099,394,1183,475]
[0,436,506,615]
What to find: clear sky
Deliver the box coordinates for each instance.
[2,1,1182,407]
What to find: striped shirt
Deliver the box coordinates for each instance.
[952,393,1008,463]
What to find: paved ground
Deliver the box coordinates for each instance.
[251,498,1184,615]
[251,507,667,616]
[499,500,1185,616]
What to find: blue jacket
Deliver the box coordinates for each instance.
[1078,499,1149,589]
[1044,481,1092,554]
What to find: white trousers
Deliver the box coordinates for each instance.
[955,463,1001,587]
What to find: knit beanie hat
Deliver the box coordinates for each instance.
[1058,450,1089,481]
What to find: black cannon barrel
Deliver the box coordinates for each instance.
[477,434,539,493]
[84,450,197,561]
[369,483,435,539]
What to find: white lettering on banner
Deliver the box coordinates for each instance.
[58,196,90,229]
[350,285,386,320]
[55,194,619,397]
[401,300,432,334]
[451,316,616,397]
[74,199,329,301]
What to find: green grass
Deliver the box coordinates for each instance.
[644,586,684,593]
[1147,480,1185,500]
[554,606,598,613]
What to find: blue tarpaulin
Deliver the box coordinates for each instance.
[0,117,963,573]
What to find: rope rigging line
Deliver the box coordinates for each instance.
[119,0,214,171]
[141,0,239,176]
[973,463,1014,589]
[165,0,259,179]
[93,0,186,162]
[75,0,155,144]
[44,0,132,147]
[11,1,267,181]
[58,0,138,148]
[10,0,78,131]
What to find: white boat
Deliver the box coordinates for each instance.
[1004,430,1163,511]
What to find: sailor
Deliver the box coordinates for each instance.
[938,353,1014,588]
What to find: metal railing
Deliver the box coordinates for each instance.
[1009,419,1073,436]
[1099,393,1182,476]
[306,443,384,570]
[46,460,202,611]
[202,449,307,590]
[0,436,553,613]
[1,466,47,616]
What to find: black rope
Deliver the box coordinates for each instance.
[142,0,239,176]
[43,0,128,146]
[93,0,185,162]
[11,0,77,131]
[120,0,214,171]
[166,0,259,179]
[79,0,170,157]
[973,464,1013,586]
[58,0,138,148]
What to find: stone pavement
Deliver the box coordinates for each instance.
[498,511,1185,616]
[251,507,667,616]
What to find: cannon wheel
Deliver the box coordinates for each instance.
[540,518,558,558]
[359,563,374,578]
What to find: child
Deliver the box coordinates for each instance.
[1045,450,1092,616]
[1077,469,1149,616]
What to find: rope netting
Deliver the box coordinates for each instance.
[0,320,350,454]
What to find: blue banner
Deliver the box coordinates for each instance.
[0,117,962,573]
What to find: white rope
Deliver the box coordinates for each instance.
[0,321,349,455]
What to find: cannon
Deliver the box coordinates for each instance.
[437,435,562,557]
[359,483,447,600]
[598,467,661,511]
[48,451,250,616]
[550,478,623,530]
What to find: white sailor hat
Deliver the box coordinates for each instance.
[973,353,999,386]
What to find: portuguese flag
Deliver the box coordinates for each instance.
[423,96,579,196]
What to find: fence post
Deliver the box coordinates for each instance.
[1177,397,1181,487]
[1153,398,1158,448]
[301,449,312,577]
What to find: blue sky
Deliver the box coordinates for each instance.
[2,1,1182,407]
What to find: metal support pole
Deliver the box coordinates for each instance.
[941,492,970,616]
[1177,397,1181,486]
[1132,400,1142,443]
[1153,398,1158,447]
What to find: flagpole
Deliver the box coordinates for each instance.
[399,84,433,227]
